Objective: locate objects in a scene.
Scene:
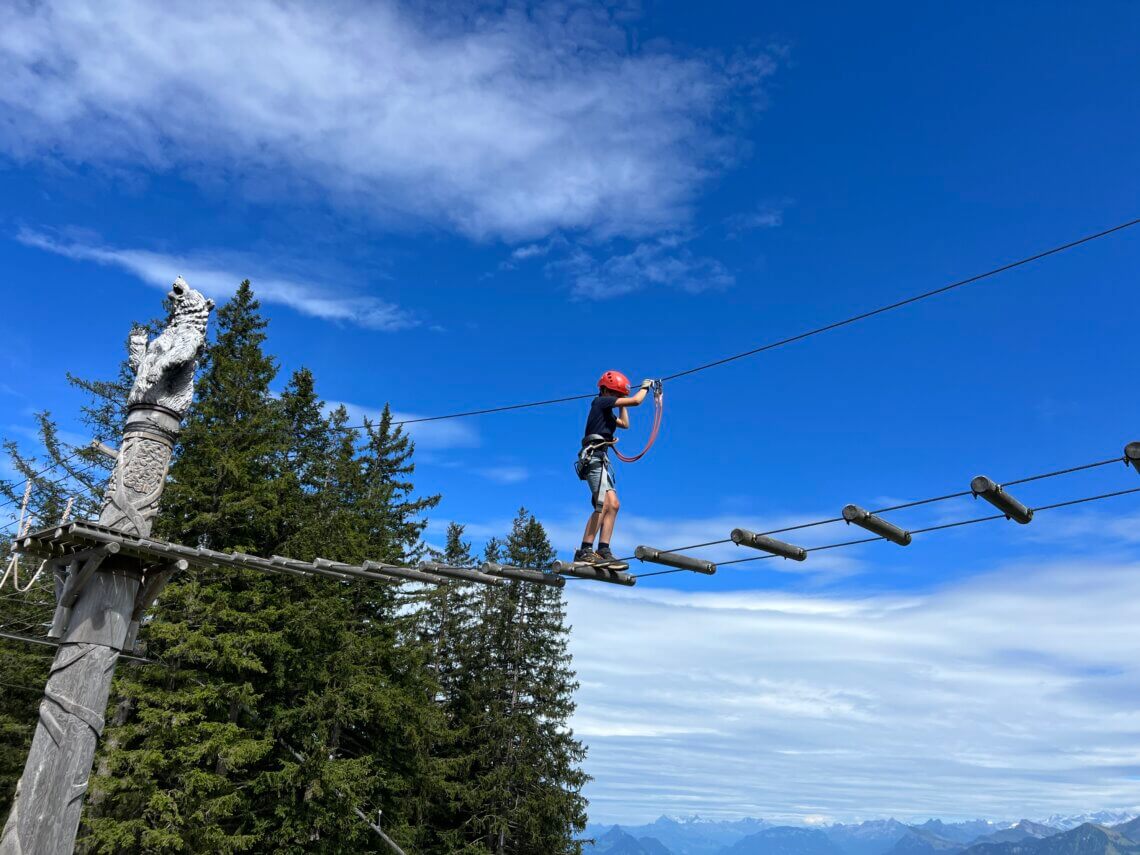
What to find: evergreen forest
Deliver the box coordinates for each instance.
[0,282,589,854]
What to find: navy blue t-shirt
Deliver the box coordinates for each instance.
[584,395,620,442]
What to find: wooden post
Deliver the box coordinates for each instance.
[1,278,213,855]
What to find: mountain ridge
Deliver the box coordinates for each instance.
[584,814,1140,855]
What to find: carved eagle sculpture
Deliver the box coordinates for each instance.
[127,276,215,416]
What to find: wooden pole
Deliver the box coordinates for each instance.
[1,278,213,855]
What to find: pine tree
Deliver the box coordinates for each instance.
[358,405,440,565]
[4,284,592,853]
[454,510,589,854]
[264,399,450,854]
[500,513,589,853]
[80,282,292,852]
[157,281,286,552]
[81,283,452,853]
[420,523,497,854]
[0,414,105,809]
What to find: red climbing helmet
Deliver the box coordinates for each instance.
[597,370,631,395]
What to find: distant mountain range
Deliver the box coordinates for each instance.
[584,816,772,855]
[583,814,1140,855]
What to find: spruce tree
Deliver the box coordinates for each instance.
[81,286,450,852]
[455,510,589,855]
[0,414,105,809]
[80,282,291,852]
[261,398,450,854]
[501,513,589,853]
[4,284,593,854]
[156,281,285,552]
[420,523,495,854]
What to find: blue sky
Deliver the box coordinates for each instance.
[2,0,1140,826]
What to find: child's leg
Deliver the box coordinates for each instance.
[581,456,609,550]
[581,511,602,546]
[599,489,621,543]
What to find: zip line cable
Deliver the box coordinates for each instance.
[1033,485,1140,513]
[342,216,1140,430]
[658,217,1140,383]
[72,217,1140,431]
[0,629,152,664]
[627,485,1140,581]
[609,453,1127,565]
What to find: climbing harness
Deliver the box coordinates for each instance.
[574,379,664,479]
[612,379,664,463]
[575,436,611,480]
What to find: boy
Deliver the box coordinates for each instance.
[574,371,655,569]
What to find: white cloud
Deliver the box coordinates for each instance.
[511,243,554,261]
[566,556,1140,824]
[725,200,788,236]
[475,465,531,484]
[550,235,736,299]
[17,229,415,331]
[0,1,778,242]
[327,400,480,452]
[1024,507,1140,547]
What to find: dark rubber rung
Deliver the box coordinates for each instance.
[841,504,912,546]
[633,546,716,575]
[970,475,1034,525]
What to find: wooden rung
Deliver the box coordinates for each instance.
[418,561,503,585]
[552,561,636,586]
[362,561,450,586]
[482,562,565,588]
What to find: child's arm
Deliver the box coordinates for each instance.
[614,380,654,428]
[613,380,653,409]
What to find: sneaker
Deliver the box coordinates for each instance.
[594,547,629,571]
[573,548,600,565]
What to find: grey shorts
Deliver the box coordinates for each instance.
[584,455,616,512]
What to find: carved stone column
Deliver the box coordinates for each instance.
[2,279,212,855]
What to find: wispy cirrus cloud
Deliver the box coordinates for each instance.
[568,556,1140,824]
[17,229,416,331]
[725,200,790,237]
[475,465,531,485]
[0,1,779,243]
[547,235,736,299]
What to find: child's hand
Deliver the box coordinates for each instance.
[639,379,654,390]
